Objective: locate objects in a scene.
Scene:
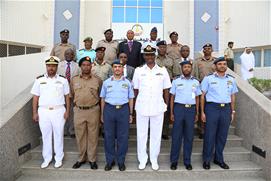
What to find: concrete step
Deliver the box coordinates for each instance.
[39,135,243,148]
[31,145,251,163]
[19,159,264,181]
[119,124,235,136]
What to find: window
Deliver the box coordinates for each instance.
[0,43,7,57]
[112,0,163,23]
[264,49,271,67]
[8,45,25,56]
[253,50,261,67]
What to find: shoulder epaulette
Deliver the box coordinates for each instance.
[36,75,44,79]
[191,76,200,81]
[59,75,66,78]
[78,48,84,51]
[207,73,213,76]
[226,74,235,78]
[173,75,181,80]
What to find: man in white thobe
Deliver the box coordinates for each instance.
[240,47,255,80]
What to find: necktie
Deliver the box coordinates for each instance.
[66,62,71,82]
[128,41,133,52]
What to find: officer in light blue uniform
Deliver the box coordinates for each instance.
[169,60,201,171]
[100,59,134,172]
[201,57,238,170]
[76,37,96,62]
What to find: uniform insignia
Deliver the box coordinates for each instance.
[226,74,235,78]
[227,80,233,85]
[122,83,129,89]
[191,76,199,81]
[36,74,44,79]
[177,84,183,86]
[40,82,47,84]
[155,73,163,76]
[207,73,214,76]
[55,81,62,84]
[59,75,66,78]
[173,75,180,80]
[211,82,217,84]
[107,85,112,88]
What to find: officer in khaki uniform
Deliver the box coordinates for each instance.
[71,56,102,170]
[92,47,112,81]
[50,29,76,61]
[156,40,181,140]
[192,43,216,139]
[167,31,183,60]
[96,29,119,65]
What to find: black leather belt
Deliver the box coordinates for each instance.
[176,103,196,108]
[106,103,128,109]
[76,103,99,110]
[207,102,230,107]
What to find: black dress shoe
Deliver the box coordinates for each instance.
[118,163,126,171]
[203,162,210,170]
[185,164,193,170]
[213,160,229,169]
[89,162,98,169]
[104,161,115,171]
[170,162,177,170]
[162,135,169,140]
[72,161,86,169]
[70,134,76,138]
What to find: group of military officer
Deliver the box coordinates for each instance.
[31,28,238,172]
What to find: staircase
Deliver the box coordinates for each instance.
[17,124,265,181]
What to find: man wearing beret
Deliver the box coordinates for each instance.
[92,47,112,81]
[76,37,96,62]
[156,40,181,140]
[71,56,102,170]
[50,29,76,61]
[201,57,238,170]
[100,59,134,171]
[31,56,70,169]
[167,31,183,60]
[192,43,216,139]
[96,29,119,65]
[169,60,201,171]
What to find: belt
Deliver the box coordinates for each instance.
[176,103,196,108]
[40,105,64,110]
[207,102,230,107]
[76,103,99,110]
[106,103,127,109]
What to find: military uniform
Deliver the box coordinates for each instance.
[92,60,111,81]
[96,39,119,65]
[100,63,134,169]
[224,47,234,71]
[71,69,102,164]
[155,55,181,79]
[133,44,171,170]
[192,56,216,82]
[166,43,182,60]
[169,61,201,169]
[76,49,96,62]
[201,58,238,169]
[30,56,70,168]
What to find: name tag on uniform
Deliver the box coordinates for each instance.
[227,80,232,85]
[122,83,128,89]
[40,82,47,84]
[140,74,146,76]
[211,82,217,84]
[55,81,62,84]
[155,73,163,76]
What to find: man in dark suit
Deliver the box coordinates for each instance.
[119,30,142,68]
[108,52,135,81]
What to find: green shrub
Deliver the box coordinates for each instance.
[248,78,271,93]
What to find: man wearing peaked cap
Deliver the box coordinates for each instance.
[156,40,181,140]
[133,41,171,171]
[95,47,106,52]
[203,43,212,49]
[97,28,119,65]
[77,37,96,62]
[31,55,70,169]
[167,31,182,60]
[50,29,76,61]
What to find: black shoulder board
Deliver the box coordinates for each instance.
[173,75,180,80]
[59,75,66,78]
[207,73,213,76]
[226,74,235,78]
[36,75,44,79]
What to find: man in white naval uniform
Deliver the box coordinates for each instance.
[31,56,70,169]
[133,44,171,171]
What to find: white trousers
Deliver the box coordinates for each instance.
[38,106,66,163]
[136,113,164,164]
